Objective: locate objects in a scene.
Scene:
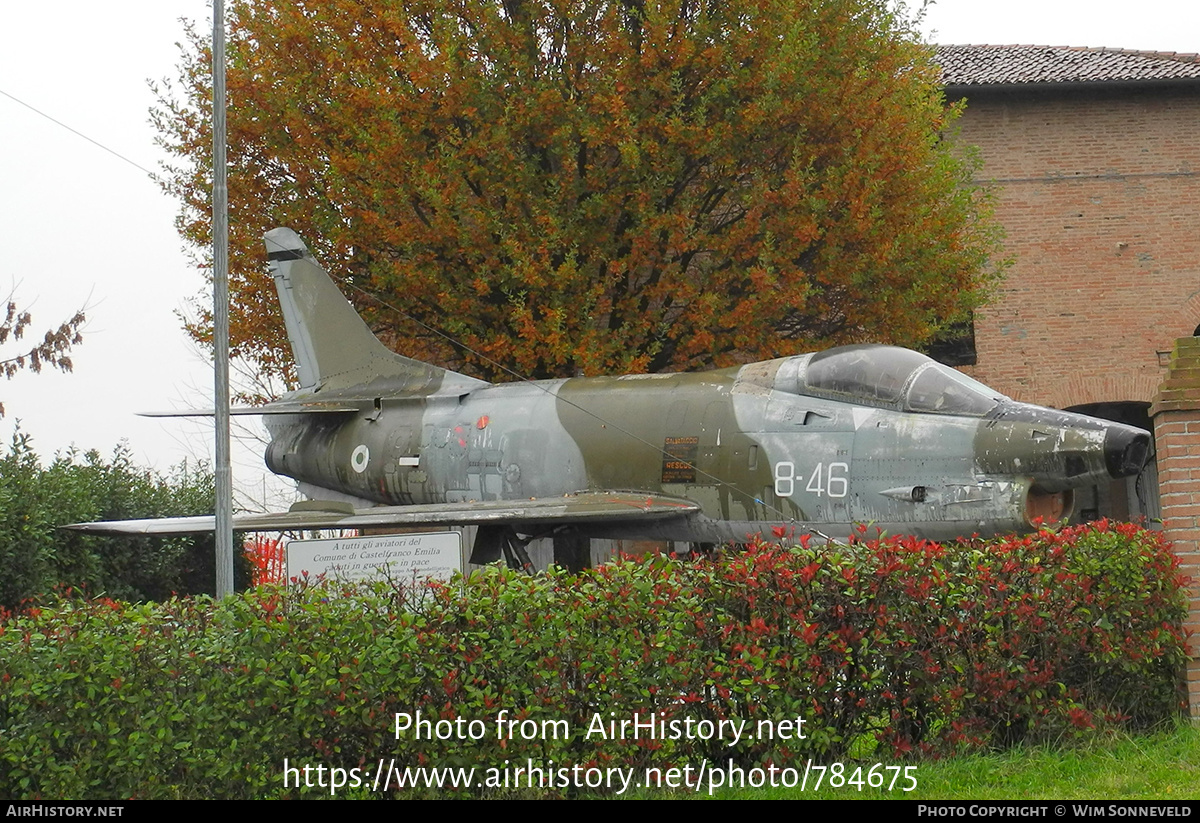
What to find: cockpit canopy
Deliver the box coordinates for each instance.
[784,345,1008,416]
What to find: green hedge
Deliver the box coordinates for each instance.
[0,432,244,609]
[0,521,1188,798]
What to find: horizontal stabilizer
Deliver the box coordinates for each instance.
[138,400,364,418]
[63,492,701,535]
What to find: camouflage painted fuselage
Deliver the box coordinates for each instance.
[72,228,1152,545]
[263,346,1149,543]
[70,226,1147,547]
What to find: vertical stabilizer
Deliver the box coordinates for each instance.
[263,228,488,396]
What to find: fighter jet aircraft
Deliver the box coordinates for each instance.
[71,228,1152,568]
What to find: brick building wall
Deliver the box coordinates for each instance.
[951,86,1200,409]
[1150,337,1200,718]
[937,46,1200,714]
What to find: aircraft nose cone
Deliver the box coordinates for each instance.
[1104,426,1151,478]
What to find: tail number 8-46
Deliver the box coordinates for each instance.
[774,462,849,498]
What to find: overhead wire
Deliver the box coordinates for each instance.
[0,87,157,177]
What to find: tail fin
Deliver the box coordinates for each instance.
[264,228,489,397]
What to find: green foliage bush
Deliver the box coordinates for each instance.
[0,430,239,610]
[0,521,1188,799]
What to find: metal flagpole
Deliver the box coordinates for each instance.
[213,0,234,598]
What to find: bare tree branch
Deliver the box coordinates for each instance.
[0,292,87,417]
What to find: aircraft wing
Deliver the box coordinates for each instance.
[138,401,364,417]
[63,491,701,535]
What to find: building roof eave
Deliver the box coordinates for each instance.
[945,77,1200,98]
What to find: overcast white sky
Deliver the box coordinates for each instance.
[0,0,1196,508]
[920,0,1200,50]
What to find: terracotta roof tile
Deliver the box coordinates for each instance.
[936,45,1200,86]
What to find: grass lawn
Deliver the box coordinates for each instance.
[630,722,1200,799]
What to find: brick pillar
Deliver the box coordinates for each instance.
[1150,336,1200,719]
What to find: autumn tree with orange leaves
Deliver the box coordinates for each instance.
[155,0,1002,384]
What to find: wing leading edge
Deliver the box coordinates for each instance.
[137,401,364,418]
[63,491,700,536]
